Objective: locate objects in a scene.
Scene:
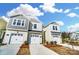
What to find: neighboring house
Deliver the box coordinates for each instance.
[3,14,43,44]
[0,17,7,43]
[70,32,79,40]
[43,22,62,44]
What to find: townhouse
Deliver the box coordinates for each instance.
[3,14,62,44]
[3,14,43,44]
[43,22,62,44]
[70,32,79,40]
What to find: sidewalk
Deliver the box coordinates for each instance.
[0,44,21,55]
[29,44,58,55]
[60,43,79,51]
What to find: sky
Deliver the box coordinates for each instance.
[0,3,79,32]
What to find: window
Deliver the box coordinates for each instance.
[18,34,23,36]
[22,21,24,26]
[53,26,57,30]
[6,34,9,36]
[55,26,57,30]
[33,24,37,29]
[17,20,21,25]
[13,19,16,25]
[53,26,55,30]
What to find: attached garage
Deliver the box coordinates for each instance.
[9,33,24,44]
[53,37,61,44]
[3,30,28,44]
[29,34,42,44]
[51,32,61,44]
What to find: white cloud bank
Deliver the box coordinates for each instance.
[1,16,9,22]
[68,23,79,32]
[40,2,63,13]
[7,4,44,16]
[64,9,71,13]
[74,7,79,9]
[67,12,79,18]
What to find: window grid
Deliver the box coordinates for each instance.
[34,24,37,29]
[53,26,57,30]
[12,19,25,27]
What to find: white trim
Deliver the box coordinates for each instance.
[0,0,79,3]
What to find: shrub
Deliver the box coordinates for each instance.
[53,41,57,45]
[24,41,29,45]
[50,41,53,45]
[46,41,48,45]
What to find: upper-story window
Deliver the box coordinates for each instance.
[33,24,37,29]
[22,20,24,26]
[13,19,16,25]
[17,20,21,25]
[12,19,25,27]
[53,26,57,30]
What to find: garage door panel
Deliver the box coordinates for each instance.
[30,34,42,44]
[10,33,23,44]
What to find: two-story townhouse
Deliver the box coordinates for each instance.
[3,14,43,44]
[28,17,43,44]
[43,22,62,44]
[3,14,29,44]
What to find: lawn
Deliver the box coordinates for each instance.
[45,44,79,55]
[17,44,30,55]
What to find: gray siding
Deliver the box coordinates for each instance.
[7,15,29,31]
[29,22,32,30]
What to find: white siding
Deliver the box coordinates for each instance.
[43,23,62,44]
[45,30,52,43]
[48,24,60,32]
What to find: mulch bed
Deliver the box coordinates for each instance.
[44,44,79,55]
[17,44,30,55]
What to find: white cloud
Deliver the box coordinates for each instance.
[7,4,44,16]
[1,16,9,22]
[64,9,71,13]
[68,23,79,32]
[74,7,79,9]
[67,12,79,17]
[40,2,63,13]
[56,21,64,26]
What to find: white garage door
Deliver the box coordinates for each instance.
[10,33,23,44]
[53,37,60,44]
[30,34,42,44]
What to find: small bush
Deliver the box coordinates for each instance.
[24,41,29,45]
[46,41,48,45]
[53,41,57,45]
[50,41,53,45]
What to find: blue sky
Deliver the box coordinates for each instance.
[0,3,79,32]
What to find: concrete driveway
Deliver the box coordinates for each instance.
[0,44,21,55]
[29,44,58,55]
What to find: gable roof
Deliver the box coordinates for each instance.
[44,22,60,28]
[9,14,42,24]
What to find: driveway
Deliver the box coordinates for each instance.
[29,44,58,55]
[0,44,21,55]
